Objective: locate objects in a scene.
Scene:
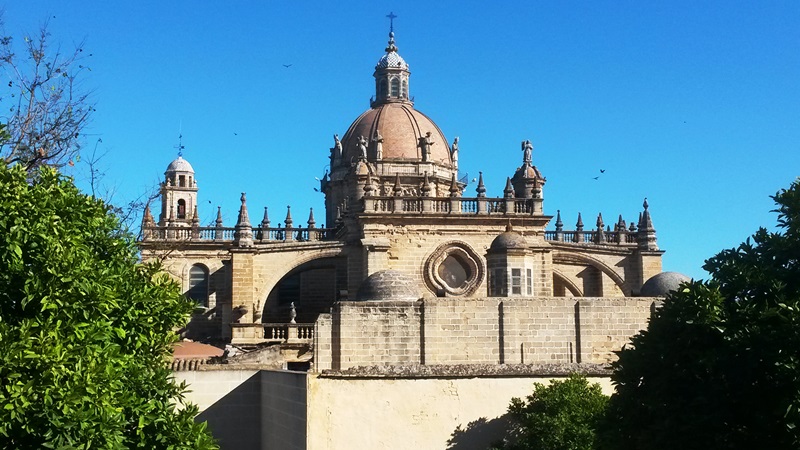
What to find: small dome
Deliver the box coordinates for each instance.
[377,51,408,70]
[640,272,691,297]
[376,32,409,70]
[513,164,543,180]
[489,227,528,252]
[356,270,419,301]
[341,103,450,164]
[166,156,194,174]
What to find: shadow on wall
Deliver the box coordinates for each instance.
[447,414,512,450]
[197,372,262,449]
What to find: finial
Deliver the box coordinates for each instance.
[192,205,200,226]
[215,206,223,227]
[284,205,293,228]
[143,204,154,224]
[421,172,431,196]
[476,172,486,197]
[643,197,649,210]
[617,214,625,231]
[449,173,460,197]
[576,212,584,230]
[236,193,251,227]
[174,132,185,157]
[596,213,604,229]
[505,220,513,232]
[393,173,403,196]
[234,193,253,246]
[364,174,376,196]
[261,207,270,228]
[385,12,399,53]
[555,210,563,231]
[307,208,316,228]
[504,177,514,198]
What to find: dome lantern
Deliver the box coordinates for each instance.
[373,25,411,106]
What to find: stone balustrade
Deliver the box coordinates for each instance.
[142,226,334,242]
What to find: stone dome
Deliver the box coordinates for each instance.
[489,227,529,252]
[640,271,691,297]
[341,103,451,164]
[513,164,544,180]
[356,270,420,301]
[166,156,194,173]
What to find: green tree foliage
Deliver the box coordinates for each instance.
[494,374,609,450]
[605,179,800,450]
[0,164,217,449]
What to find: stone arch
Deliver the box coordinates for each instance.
[552,251,631,296]
[257,247,345,324]
[553,269,582,297]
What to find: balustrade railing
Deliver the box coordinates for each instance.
[262,323,314,342]
[545,230,639,245]
[143,226,334,243]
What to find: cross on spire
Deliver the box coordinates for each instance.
[174,134,185,157]
[386,12,397,33]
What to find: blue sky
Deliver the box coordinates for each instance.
[5,1,799,280]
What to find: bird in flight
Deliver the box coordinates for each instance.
[592,176,600,180]
[283,64,292,68]
[600,169,605,173]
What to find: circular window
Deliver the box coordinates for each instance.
[424,242,484,296]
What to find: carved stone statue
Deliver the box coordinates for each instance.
[357,135,368,160]
[418,131,434,162]
[451,136,459,167]
[522,139,533,164]
[289,302,297,324]
[333,134,342,158]
[372,130,384,160]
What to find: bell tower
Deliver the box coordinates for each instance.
[159,140,199,226]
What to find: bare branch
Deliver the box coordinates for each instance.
[0,19,93,173]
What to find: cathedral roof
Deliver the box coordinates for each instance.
[341,103,451,163]
[166,156,194,174]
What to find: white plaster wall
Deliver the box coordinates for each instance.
[306,374,614,450]
[176,369,259,411]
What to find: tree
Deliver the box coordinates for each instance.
[0,164,217,449]
[493,374,609,450]
[0,19,92,171]
[605,179,800,450]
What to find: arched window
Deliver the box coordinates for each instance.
[390,78,400,97]
[188,264,209,307]
[380,79,389,98]
[401,79,408,98]
[177,199,186,219]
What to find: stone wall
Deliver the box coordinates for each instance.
[315,297,657,370]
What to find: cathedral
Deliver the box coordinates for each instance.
[143,26,689,449]
[140,27,671,362]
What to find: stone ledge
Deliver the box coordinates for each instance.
[318,363,611,379]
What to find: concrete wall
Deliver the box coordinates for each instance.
[315,297,657,370]
[262,371,307,450]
